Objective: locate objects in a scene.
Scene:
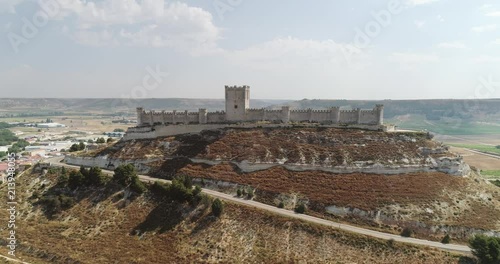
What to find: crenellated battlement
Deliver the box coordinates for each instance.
[225,85,250,90]
[135,85,383,127]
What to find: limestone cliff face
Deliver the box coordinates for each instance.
[70,127,470,177]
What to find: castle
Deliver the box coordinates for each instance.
[136,85,384,126]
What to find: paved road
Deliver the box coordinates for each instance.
[45,157,472,255]
[463,148,500,160]
[0,254,31,264]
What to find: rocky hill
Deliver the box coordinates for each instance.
[68,127,500,242]
[0,168,470,263]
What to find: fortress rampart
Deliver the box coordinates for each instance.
[135,85,384,127]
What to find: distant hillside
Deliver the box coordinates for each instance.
[0,98,290,115]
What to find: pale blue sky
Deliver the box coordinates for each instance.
[1,0,499,100]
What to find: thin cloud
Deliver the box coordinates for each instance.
[437,41,466,49]
[471,24,498,33]
[406,0,440,6]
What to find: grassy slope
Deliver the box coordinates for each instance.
[0,169,469,264]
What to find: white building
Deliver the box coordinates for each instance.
[37,123,66,128]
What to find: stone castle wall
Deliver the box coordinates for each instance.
[136,105,384,126]
[135,85,384,127]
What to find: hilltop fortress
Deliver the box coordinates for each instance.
[136,85,384,126]
[125,86,389,141]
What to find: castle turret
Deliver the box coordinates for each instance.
[281,106,290,123]
[375,104,384,125]
[199,108,208,124]
[225,85,250,122]
[330,106,340,123]
[136,107,144,126]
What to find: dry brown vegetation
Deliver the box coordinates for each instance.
[201,128,439,165]
[0,169,471,264]
[93,128,445,167]
[180,163,500,233]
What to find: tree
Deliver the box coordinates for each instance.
[87,139,94,143]
[88,167,108,186]
[278,202,285,208]
[57,173,69,185]
[96,137,106,144]
[294,203,306,214]
[236,189,242,197]
[69,144,79,152]
[169,179,193,202]
[0,152,6,158]
[441,234,451,244]
[401,227,413,237]
[193,186,202,196]
[470,235,500,264]
[113,164,145,193]
[113,164,138,186]
[78,142,85,150]
[107,138,114,143]
[247,188,254,199]
[211,198,223,217]
[68,171,85,189]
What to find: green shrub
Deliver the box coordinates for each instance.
[47,167,59,174]
[247,188,254,199]
[151,181,170,196]
[68,171,85,189]
[400,227,413,237]
[113,164,138,186]
[294,203,306,214]
[441,234,451,244]
[57,173,69,185]
[193,186,202,196]
[211,198,223,217]
[387,238,395,248]
[59,195,75,209]
[39,194,75,215]
[236,189,242,197]
[278,202,285,208]
[469,235,500,264]
[130,177,146,194]
[88,167,108,186]
[168,180,193,202]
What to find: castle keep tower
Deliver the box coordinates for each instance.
[225,85,250,122]
[136,107,144,125]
